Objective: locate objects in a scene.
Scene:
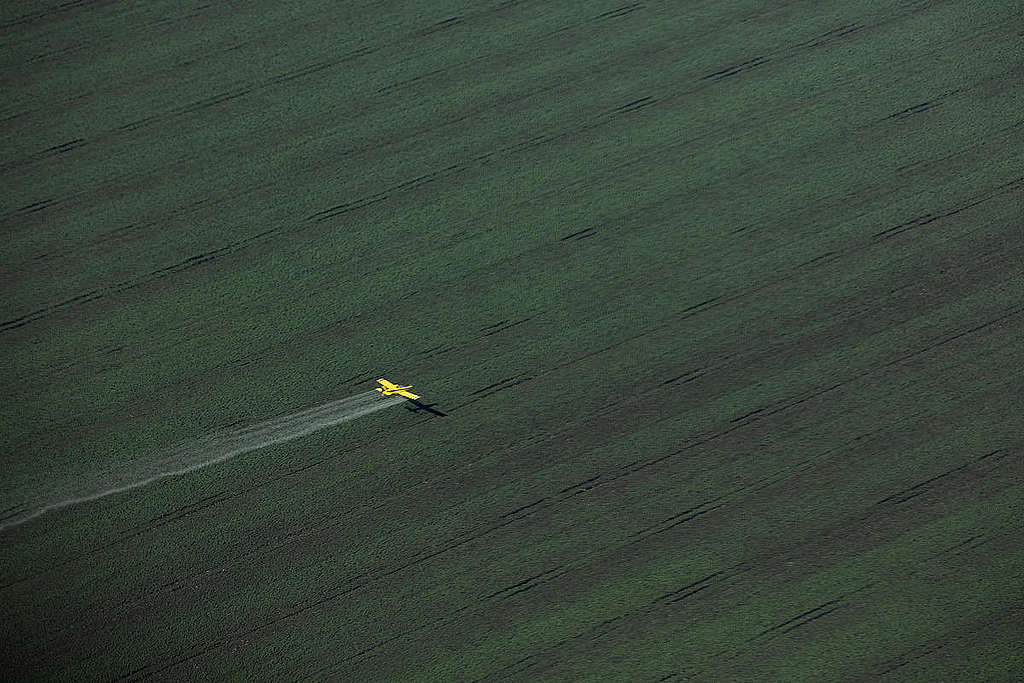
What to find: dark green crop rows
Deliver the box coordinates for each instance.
[2,0,1021,680]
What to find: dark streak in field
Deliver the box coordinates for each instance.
[271,61,332,84]
[417,344,456,360]
[700,56,769,82]
[797,251,838,268]
[881,305,1023,368]
[482,612,630,680]
[560,227,596,241]
[393,164,462,191]
[116,643,225,681]
[482,317,533,337]
[0,228,279,332]
[874,643,948,677]
[422,16,463,36]
[487,567,564,599]
[17,198,57,213]
[976,449,1004,462]
[656,572,723,604]
[794,24,864,50]
[560,474,600,494]
[730,407,764,423]
[1,490,243,590]
[311,165,463,222]
[502,498,547,517]
[876,449,1002,505]
[631,501,724,538]
[613,96,658,113]
[111,47,376,135]
[0,504,28,523]
[759,599,843,636]
[480,564,753,677]
[680,298,719,314]
[623,452,672,474]
[1,0,113,29]
[377,68,447,94]
[483,654,540,681]
[43,138,87,154]
[309,195,389,222]
[117,115,161,132]
[926,534,994,563]
[474,133,559,167]
[873,176,1023,239]
[595,4,643,21]
[663,369,704,385]
[120,89,253,130]
[150,492,231,523]
[886,100,941,120]
[883,90,960,121]
[876,606,1024,675]
[418,344,448,354]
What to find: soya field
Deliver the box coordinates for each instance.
[2,1,1022,680]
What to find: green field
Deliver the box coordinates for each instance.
[2,0,1022,680]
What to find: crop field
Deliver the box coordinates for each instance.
[1,0,1022,680]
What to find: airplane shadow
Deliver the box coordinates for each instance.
[403,399,448,417]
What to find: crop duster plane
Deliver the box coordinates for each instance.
[375,378,420,400]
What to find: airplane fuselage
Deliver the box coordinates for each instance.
[375,378,420,400]
[377,385,412,395]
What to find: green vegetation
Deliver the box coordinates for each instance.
[2,0,1021,679]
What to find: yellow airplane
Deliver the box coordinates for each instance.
[375,378,420,400]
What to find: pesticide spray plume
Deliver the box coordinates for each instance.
[1,390,404,532]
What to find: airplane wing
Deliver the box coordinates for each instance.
[377,378,398,390]
[396,390,420,400]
